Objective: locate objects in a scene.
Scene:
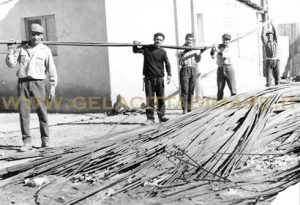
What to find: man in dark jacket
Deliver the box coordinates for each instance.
[133,32,171,123]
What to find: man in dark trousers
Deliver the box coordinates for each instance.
[178,33,203,114]
[210,33,237,101]
[261,23,280,87]
[6,24,57,151]
[133,32,171,123]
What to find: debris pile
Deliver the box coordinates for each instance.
[1,84,300,204]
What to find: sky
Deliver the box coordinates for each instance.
[268,0,300,24]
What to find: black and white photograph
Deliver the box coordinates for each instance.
[0,0,299,204]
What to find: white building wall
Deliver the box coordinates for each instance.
[105,0,180,108]
[0,0,270,112]
[106,0,265,109]
[0,0,110,112]
[194,0,265,98]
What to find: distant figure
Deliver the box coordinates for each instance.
[210,33,237,101]
[132,32,171,124]
[112,95,131,114]
[178,33,203,114]
[6,24,57,151]
[261,22,280,87]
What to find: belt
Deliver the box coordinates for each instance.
[182,65,195,68]
[218,64,231,68]
[144,76,163,80]
[18,77,43,81]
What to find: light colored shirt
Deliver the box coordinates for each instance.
[265,41,279,59]
[6,43,57,87]
[213,44,232,67]
[178,50,200,66]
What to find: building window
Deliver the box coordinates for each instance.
[24,14,58,56]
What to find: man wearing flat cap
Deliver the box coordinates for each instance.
[6,23,57,151]
[210,33,237,100]
[261,22,280,87]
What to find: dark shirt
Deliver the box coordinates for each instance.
[133,45,171,78]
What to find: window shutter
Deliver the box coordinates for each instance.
[45,15,58,56]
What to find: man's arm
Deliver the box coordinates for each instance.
[163,51,171,84]
[210,44,223,59]
[164,52,171,77]
[46,48,57,100]
[210,44,220,59]
[6,44,20,68]
[195,51,202,63]
[261,24,269,44]
[195,47,208,63]
[271,23,278,42]
[272,23,280,58]
[132,40,144,54]
[179,50,201,64]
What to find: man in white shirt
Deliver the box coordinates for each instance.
[178,33,203,114]
[6,24,57,151]
[210,33,237,101]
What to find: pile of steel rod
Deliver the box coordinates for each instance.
[1,83,300,204]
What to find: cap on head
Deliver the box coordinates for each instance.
[30,24,44,34]
[266,31,273,36]
[154,32,165,40]
[222,33,231,40]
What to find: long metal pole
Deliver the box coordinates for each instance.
[2,40,209,50]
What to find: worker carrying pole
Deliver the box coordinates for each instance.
[261,21,280,87]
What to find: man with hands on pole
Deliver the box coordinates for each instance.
[133,32,171,124]
[210,33,237,101]
[261,22,280,87]
[178,33,204,114]
[6,24,57,151]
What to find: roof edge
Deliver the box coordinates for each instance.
[236,0,265,11]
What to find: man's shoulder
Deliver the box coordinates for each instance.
[145,45,166,52]
[40,43,50,49]
[39,43,53,53]
[158,47,167,53]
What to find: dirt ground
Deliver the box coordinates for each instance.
[0,111,299,205]
[0,111,181,205]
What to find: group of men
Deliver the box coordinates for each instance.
[133,22,279,124]
[5,22,279,151]
[132,32,237,124]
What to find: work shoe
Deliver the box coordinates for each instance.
[41,143,50,148]
[41,137,50,148]
[159,117,169,123]
[144,119,155,125]
[18,144,32,152]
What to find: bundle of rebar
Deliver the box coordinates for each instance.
[1,83,300,204]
